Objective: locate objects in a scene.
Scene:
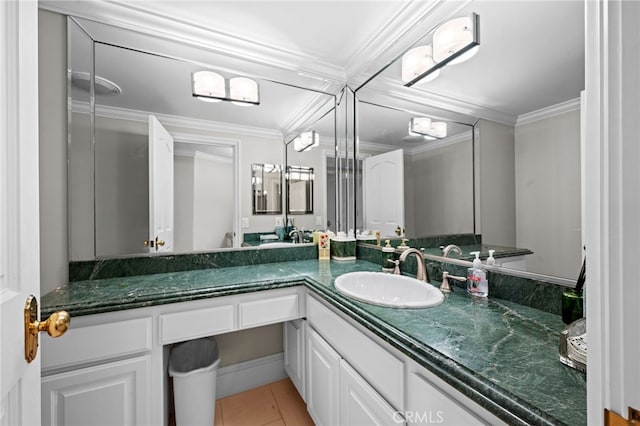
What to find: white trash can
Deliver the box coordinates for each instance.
[169,338,221,426]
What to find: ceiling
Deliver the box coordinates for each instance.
[46,0,585,131]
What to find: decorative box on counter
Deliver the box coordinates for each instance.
[330,232,356,261]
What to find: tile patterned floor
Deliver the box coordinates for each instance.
[215,379,314,426]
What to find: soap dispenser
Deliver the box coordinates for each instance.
[382,240,396,273]
[467,251,488,297]
[487,250,496,266]
[397,238,410,251]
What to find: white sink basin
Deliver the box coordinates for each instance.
[334,272,444,308]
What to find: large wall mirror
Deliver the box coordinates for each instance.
[68,17,336,260]
[353,1,584,281]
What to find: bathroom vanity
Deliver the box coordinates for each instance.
[41,259,585,426]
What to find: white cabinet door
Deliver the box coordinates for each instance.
[42,356,150,426]
[306,327,340,426]
[407,371,487,426]
[339,360,403,426]
[284,319,306,401]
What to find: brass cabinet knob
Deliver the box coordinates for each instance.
[24,295,70,363]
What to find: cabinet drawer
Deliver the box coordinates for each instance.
[160,304,234,344]
[42,317,152,371]
[307,295,404,410]
[239,294,299,328]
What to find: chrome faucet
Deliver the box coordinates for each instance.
[441,244,462,258]
[289,229,304,243]
[398,248,430,283]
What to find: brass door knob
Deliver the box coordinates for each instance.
[24,295,70,363]
[155,237,165,247]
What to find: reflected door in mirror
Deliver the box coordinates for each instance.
[287,166,314,214]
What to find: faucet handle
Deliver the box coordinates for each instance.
[386,259,401,275]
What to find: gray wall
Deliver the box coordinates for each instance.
[475,120,517,247]
[515,110,582,278]
[174,155,195,252]
[38,10,68,294]
[410,138,474,236]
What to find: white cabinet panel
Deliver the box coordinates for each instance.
[284,319,306,401]
[42,317,152,372]
[306,327,340,426]
[340,360,403,426]
[407,371,490,426]
[307,295,404,409]
[159,304,234,344]
[239,293,299,328]
[42,356,150,426]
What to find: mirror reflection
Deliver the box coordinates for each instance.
[68,19,336,260]
[355,1,584,280]
[252,164,282,215]
[286,166,314,215]
[355,98,475,239]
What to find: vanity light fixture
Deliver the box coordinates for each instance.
[402,13,479,87]
[192,70,226,102]
[293,131,320,152]
[230,77,260,106]
[192,71,260,106]
[409,117,447,140]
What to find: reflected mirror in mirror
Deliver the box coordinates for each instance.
[252,163,283,215]
[285,105,336,231]
[67,19,336,260]
[286,166,313,215]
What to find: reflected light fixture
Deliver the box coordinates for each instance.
[401,45,440,84]
[230,77,260,106]
[409,117,447,140]
[293,131,320,152]
[192,70,225,103]
[402,13,479,87]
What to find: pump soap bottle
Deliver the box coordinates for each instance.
[467,251,488,297]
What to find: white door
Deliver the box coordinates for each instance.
[364,149,405,237]
[148,115,174,252]
[0,1,42,424]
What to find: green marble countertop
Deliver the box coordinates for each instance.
[42,259,585,425]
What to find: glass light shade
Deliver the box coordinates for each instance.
[430,121,448,138]
[294,131,319,152]
[410,117,432,134]
[401,45,440,84]
[192,70,225,102]
[230,77,259,106]
[433,16,478,65]
[409,117,447,139]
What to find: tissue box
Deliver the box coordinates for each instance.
[330,237,356,261]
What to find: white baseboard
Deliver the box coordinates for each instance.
[216,352,287,398]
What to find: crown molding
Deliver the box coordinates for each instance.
[71,100,283,140]
[515,97,581,127]
[39,0,346,84]
[409,130,472,156]
[358,130,471,157]
[361,79,517,126]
